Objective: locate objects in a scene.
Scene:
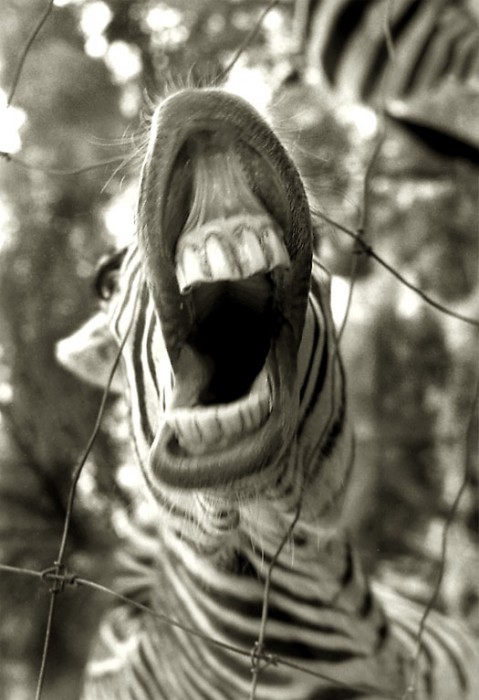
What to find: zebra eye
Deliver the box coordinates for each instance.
[94,248,127,301]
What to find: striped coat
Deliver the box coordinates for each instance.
[300,0,479,105]
[57,88,479,699]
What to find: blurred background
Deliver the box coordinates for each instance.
[0,1,477,697]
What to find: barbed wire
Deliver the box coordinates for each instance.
[327,4,478,698]
[32,287,140,700]
[1,1,478,700]
[0,560,401,699]
[0,0,281,179]
[1,0,132,178]
[314,4,478,689]
[315,210,479,328]
[249,504,301,699]
[335,43,390,345]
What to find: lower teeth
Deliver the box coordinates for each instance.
[166,368,270,454]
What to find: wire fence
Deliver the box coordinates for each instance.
[0,1,478,699]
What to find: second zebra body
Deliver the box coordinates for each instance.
[300,0,479,105]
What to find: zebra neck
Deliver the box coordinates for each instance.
[164,517,386,635]
[247,519,381,620]
[152,521,404,697]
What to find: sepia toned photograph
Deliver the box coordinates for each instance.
[0,1,478,698]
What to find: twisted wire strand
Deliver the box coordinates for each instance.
[31,288,140,699]
[249,505,302,699]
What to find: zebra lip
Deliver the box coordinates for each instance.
[147,340,294,490]
[164,366,272,456]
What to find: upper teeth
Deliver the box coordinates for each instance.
[175,214,290,293]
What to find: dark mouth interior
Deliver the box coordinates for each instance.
[185,274,276,405]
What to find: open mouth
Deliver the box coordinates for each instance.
[139,90,312,488]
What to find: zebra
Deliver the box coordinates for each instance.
[295,0,479,106]
[58,87,479,699]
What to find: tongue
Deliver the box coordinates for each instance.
[171,345,213,409]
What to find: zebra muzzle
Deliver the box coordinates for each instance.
[138,88,313,488]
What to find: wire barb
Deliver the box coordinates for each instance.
[250,642,277,674]
[40,562,78,593]
[30,286,140,699]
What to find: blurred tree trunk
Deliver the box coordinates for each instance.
[0,1,128,695]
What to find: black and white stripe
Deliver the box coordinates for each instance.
[81,244,479,699]
[299,0,479,105]
[74,86,479,699]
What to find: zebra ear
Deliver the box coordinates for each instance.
[387,81,479,162]
[55,311,124,394]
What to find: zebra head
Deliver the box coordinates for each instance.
[58,88,347,543]
[127,88,314,495]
